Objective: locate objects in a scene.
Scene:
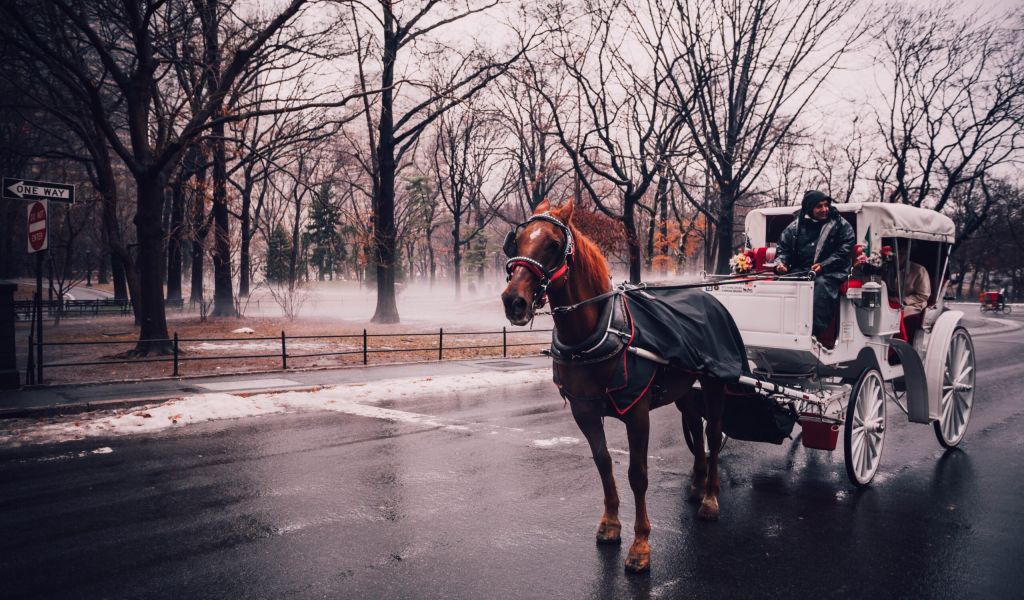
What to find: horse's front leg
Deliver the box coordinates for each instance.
[698,379,725,521]
[622,406,652,573]
[570,403,621,545]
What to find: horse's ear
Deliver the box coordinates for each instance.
[554,199,574,223]
[535,199,551,214]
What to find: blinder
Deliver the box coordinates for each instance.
[502,230,517,259]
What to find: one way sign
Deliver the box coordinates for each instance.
[3,177,75,204]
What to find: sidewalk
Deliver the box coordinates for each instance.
[0,356,551,419]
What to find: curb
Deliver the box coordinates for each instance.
[0,385,325,420]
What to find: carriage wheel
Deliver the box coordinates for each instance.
[844,369,887,487]
[682,418,727,457]
[1003,304,1013,315]
[933,327,975,448]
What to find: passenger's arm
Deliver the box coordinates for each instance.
[904,267,932,316]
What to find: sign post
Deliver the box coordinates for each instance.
[27,200,47,384]
[4,176,73,385]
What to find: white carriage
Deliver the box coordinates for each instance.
[706,202,974,486]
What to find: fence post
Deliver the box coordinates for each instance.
[35,293,43,385]
[172,332,179,377]
[362,329,367,365]
[438,328,443,361]
[26,334,34,385]
[281,330,287,369]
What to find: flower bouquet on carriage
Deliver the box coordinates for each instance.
[728,246,777,275]
[852,243,893,280]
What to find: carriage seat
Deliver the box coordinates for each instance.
[748,247,776,271]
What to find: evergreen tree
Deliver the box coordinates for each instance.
[306,183,345,280]
[265,224,293,283]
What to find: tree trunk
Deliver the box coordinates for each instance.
[714,187,738,275]
[166,169,186,307]
[189,158,208,305]
[111,254,128,300]
[427,225,436,288]
[371,16,400,324]
[97,250,109,285]
[239,204,252,297]
[133,172,173,354]
[623,200,642,283]
[452,221,462,300]
[210,118,235,316]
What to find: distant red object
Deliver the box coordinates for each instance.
[979,291,1011,315]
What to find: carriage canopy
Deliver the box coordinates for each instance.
[744,202,956,248]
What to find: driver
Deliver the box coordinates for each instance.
[774,190,856,340]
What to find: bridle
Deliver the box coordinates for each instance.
[503,213,575,309]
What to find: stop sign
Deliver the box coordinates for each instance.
[27,200,47,253]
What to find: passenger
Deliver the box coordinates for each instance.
[888,239,931,341]
[774,190,856,339]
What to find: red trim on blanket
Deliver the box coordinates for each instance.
[605,295,656,415]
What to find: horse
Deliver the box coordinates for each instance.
[500,199,729,574]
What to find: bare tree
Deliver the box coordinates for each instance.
[430,103,510,297]
[346,0,535,323]
[872,2,1024,246]
[664,0,867,273]
[534,0,686,282]
[0,0,352,353]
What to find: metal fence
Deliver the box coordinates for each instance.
[15,298,132,319]
[25,327,552,385]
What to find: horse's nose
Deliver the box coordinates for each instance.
[502,291,530,325]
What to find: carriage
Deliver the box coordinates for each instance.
[501,199,977,572]
[979,290,1012,315]
[705,202,973,486]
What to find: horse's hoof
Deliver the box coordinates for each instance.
[697,497,720,521]
[624,552,650,573]
[596,521,622,545]
[687,484,705,504]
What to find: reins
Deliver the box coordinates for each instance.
[547,271,817,316]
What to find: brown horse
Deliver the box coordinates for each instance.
[500,200,727,573]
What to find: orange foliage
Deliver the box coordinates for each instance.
[571,208,627,255]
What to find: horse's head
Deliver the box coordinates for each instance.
[501,200,575,326]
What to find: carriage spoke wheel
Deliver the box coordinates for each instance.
[934,328,975,448]
[844,369,886,487]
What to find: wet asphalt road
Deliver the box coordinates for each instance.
[2,320,1023,600]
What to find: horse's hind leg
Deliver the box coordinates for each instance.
[622,407,652,573]
[697,379,725,521]
[676,397,708,504]
[570,404,621,545]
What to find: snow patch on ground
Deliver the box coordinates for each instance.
[532,436,581,448]
[0,368,551,448]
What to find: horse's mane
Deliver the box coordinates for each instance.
[568,223,612,295]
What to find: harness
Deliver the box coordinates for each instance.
[503,213,575,309]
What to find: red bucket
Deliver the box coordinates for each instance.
[799,413,841,451]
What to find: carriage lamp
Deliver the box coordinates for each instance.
[859,281,882,309]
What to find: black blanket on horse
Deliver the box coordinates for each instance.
[550,286,749,414]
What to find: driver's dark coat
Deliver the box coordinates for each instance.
[775,207,855,282]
